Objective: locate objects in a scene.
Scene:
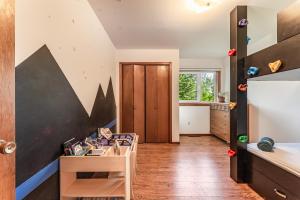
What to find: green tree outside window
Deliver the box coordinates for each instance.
[200,73,215,102]
[179,74,197,100]
[179,72,216,102]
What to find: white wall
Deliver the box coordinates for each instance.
[248,81,300,143]
[180,58,226,92]
[116,49,180,142]
[179,58,226,135]
[16,0,116,115]
[180,58,223,69]
[247,6,277,56]
[179,106,210,134]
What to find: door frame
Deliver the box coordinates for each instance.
[119,62,173,143]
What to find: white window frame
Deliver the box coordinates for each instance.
[179,71,218,103]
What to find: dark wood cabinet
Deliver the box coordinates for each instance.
[248,153,300,200]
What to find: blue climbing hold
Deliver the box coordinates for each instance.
[246,36,251,45]
[247,66,259,76]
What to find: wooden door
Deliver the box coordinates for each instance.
[0,0,16,199]
[121,65,134,133]
[146,65,170,143]
[133,65,145,143]
[121,65,145,143]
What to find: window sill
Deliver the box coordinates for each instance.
[179,102,229,107]
[179,102,211,106]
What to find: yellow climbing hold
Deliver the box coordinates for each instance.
[268,60,282,73]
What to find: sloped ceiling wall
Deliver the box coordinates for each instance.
[16,0,116,115]
[15,0,117,199]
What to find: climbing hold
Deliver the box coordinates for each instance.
[268,60,282,73]
[227,149,236,157]
[228,49,237,56]
[247,66,259,77]
[238,18,248,27]
[246,36,251,45]
[238,135,248,143]
[238,84,248,92]
[257,137,274,152]
[229,102,237,110]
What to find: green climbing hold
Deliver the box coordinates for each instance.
[238,135,248,143]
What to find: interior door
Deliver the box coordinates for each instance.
[121,65,134,133]
[146,65,170,143]
[0,0,16,199]
[133,65,145,143]
[121,65,145,143]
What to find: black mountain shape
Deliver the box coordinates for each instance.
[16,45,116,188]
[90,78,116,131]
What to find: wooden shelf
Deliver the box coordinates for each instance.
[63,179,125,198]
[60,135,139,200]
[245,34,300,80]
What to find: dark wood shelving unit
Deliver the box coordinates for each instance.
[229,0,300,189]
[244,34,300,80]
[229,6,248,183]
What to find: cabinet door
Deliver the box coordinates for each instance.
[211,109,230,142]
[146,65,170,143]
[210,110,216,134]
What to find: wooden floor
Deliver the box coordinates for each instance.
[133,136,262,200]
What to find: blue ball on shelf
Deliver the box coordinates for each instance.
[257,137,275,152]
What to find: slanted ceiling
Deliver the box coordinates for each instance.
[88,0,296,58]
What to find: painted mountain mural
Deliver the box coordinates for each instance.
[15,45,116,199]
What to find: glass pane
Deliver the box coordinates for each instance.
[179,73,197,101]
[200,72,215,102]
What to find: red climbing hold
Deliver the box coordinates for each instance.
[238,84,248,92]
[228,49,237,56]
[227,149,236,157]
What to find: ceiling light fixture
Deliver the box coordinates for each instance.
[186,0,222,13]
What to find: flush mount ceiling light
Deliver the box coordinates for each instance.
[186,0,222,13]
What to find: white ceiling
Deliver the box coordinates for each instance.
[88,0,296,58]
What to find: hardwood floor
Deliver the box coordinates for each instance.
[133,136,262,200]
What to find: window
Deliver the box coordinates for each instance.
[179,71,218,102]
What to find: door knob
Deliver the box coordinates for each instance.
[0,140,16,154]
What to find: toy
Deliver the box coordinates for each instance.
[268,60,282,73]
[228,49,237,56]
[247,66,259,76]
[257,137,274,152]
[238,84,247,92]
[229,102,237,110]
[238,135,248,143]
[227,149,236,157]
[113,140,121,155]
[98,128,113,140]
[238,18,248,27]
